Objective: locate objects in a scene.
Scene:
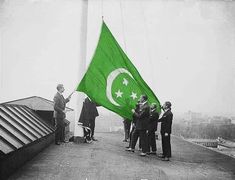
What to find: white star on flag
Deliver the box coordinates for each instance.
[123,78,128,86]
[115,89,123,98]
[130,92,137,100]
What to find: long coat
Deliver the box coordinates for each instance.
[148,110,159,132]
[158,110,173,134]
[79,98,99,127]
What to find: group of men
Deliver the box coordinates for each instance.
[53,84,173,161]
[125,95,173,161]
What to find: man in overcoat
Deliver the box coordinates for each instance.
[79,97,99,141]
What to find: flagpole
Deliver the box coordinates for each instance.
[68,89,76,98]
[73,0,88,143]
[0,34,3,99]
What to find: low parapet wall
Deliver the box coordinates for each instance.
[0,103,55,180]
[0,133,54,180]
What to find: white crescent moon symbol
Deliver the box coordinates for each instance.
[106,68,133,106]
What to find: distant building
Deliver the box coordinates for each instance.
[231,117,235,125]
[210,116,231,125]
[183,111,209,125]
[184,111,202,121]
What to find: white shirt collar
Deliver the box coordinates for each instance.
[58,91,63,96]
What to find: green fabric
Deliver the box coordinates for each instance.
[77,21,161,119]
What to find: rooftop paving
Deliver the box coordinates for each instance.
[8,132,235,180]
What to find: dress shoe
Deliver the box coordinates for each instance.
[85,139,92,144]
[91,137,98,141]
[55,142,61,145]
[63,140,69,143]
[125,148,134,152]
[140,152,147,156]
[150,151,157,155]
[158,154,165,158]
[162,157,170,161]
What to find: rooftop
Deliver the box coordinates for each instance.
[0,104,54,155]
[8,132,235,180]
[3,96,73,111]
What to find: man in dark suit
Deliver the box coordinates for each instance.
[79,97,99,141]
[147,103,159,155]
[158,101,173,161]
[53,84,71,145]
[128,95,150,156]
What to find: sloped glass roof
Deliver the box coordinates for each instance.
[0,104,54,155]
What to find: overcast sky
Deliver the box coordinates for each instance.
[0,0,235,116]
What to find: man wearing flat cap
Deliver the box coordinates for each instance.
[53,84,71,145]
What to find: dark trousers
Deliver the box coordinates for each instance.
[161,133,171,158]
[128,127,134,148]
[128,126,141,149]
[89,120,95,138]
[83,127,91,142]
[147,131,157,152]
[123,120,131,140]
[128,126,134,148]
[131,129,148,153]
[55,118,65,143]
[61,126,65,141]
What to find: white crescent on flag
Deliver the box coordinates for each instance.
[106,68,134,106]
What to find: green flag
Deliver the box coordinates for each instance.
[77,21,161,119]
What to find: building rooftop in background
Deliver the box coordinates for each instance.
[0,97,61,179]
[0,103,54,155]
[210,116,231,125]
[231,117,235,125]
[2,96,73,111]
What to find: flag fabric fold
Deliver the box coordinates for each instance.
[77,21,161,119]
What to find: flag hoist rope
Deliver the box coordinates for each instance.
[119,0,127,52]
[100,0,153,86]
[101,0,127,52]
[140,1,154,85]
[101,0,104,20]
[140,2,152,64]
[119,0,154,85]
[0,44,3,88]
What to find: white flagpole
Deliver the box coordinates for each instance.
[73,0,88,143]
